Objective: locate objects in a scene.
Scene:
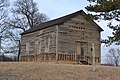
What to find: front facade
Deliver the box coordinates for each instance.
[20,10,103,64]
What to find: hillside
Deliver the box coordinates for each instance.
[0,62,120,80]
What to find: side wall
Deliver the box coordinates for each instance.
[21,26,57,57]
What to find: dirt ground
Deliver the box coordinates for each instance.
[0,62,120,80]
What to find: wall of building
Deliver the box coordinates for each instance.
[21,13,101,64]
[57,14,101,63]
[21,26,57,57]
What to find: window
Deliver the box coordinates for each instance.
[26,42,30,54]
[39,42,41,54]
[35,41,39,54]
[45,37,50,53]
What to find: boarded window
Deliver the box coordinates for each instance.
[45,37,50,53]
[39,42,41,54]
[26,42,30,54]
[35,41,39,54]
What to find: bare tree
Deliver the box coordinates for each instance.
[105,48,120,66]
[5,0,49,46]
[0,0,9,33]
[2,0,49,61]
[0,0,9,55]
[9,0,49,32]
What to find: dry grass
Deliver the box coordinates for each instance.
[0,62,120,80]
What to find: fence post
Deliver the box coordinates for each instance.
[92,43,96,71]
[75,53,77,61]
[56,25,59,61]
[0,35,1,52]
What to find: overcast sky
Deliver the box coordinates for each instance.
[11,0,118,63]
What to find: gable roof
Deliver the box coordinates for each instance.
[21,10,103,35]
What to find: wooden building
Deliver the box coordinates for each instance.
[20,10,103,64]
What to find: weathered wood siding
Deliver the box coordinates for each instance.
[21,26,57,57]
[21,13,101,64]
[57,14,101,63]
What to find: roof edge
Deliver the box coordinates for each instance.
[21,10,103,35]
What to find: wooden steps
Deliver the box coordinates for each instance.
[79,60,91,65]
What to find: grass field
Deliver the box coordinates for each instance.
[0,62,120,80]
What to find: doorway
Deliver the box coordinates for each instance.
[76,42,86,60]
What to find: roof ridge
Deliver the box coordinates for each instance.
[21,10,103,35]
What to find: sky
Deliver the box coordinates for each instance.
[35,0,89,19]
[10,0,119,63]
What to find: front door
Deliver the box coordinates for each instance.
[76,42,86,60]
